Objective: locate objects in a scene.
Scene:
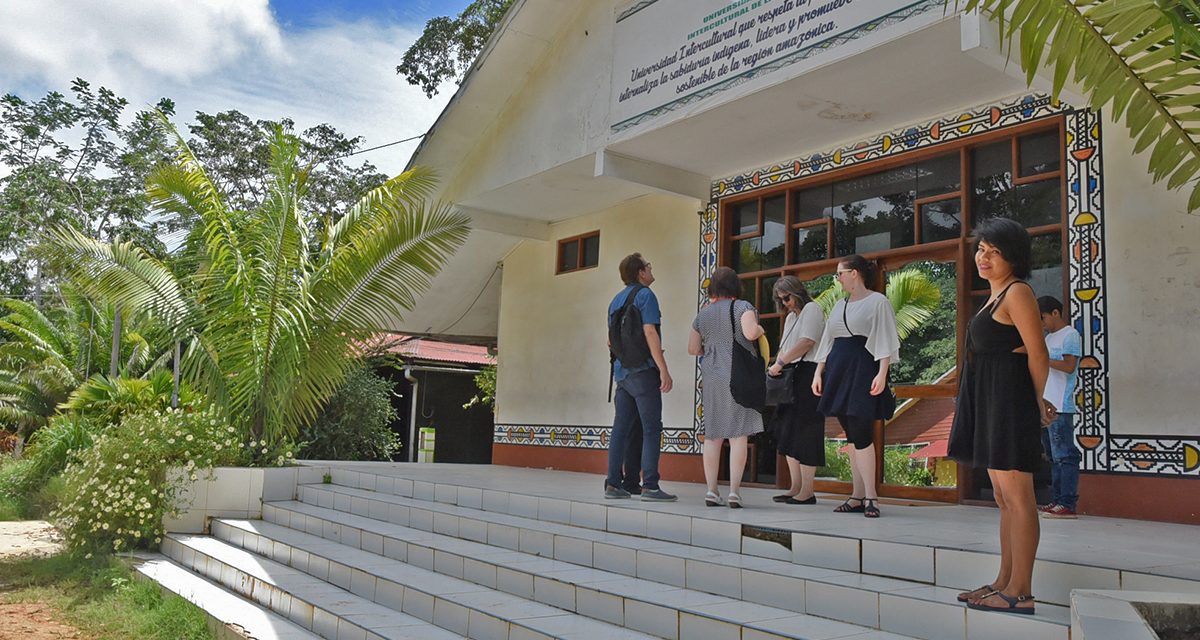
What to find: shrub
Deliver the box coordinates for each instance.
[52,405,290,555]
[298,367,400,461]
[0,415,102,518]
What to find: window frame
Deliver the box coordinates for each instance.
[555,230,601,275]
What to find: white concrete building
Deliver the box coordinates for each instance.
[401,0,1200,523]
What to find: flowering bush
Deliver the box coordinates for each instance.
[53,405,295,555]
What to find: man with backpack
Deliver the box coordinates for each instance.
[606,253,677,501]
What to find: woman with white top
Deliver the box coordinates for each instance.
[766,276,826,505]
[812,255,900,518]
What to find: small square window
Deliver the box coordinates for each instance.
[556,232,600,274]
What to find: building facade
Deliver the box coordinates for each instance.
[404,0,1200,523]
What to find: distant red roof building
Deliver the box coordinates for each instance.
[369,335,493,366]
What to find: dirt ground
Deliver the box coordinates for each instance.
[0,522,89,640]
[0,521,63,561]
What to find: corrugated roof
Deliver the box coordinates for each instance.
[386,335,493,366]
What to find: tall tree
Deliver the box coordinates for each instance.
[397,0,515,97]
[43,118,470,445]
[959,0,1200,211]
[0,79,176,296]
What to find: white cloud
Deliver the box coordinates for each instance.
[0,1,454,175]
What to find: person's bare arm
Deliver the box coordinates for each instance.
[644,324,672,392]
[739,308,764,341]
[1004,285,1051,424]
[1049,353,1078,373]
[687,328,703,356]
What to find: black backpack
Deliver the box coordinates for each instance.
[608,285,652,399]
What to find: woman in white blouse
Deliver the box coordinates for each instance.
[766,276,826,505]
[812,255,900,518]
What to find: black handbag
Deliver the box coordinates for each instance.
[765,318,798,406]
[727,300,767,411]
[765,365,795,406]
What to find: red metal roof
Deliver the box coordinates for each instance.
[823,395,956,456]
[370,335,493,366]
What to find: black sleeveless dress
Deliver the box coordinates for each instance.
[947,281,1043,472]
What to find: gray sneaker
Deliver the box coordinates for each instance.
[604,485,632,499]
[640,488,678,502]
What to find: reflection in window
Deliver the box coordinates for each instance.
[733,200,758,235]
[762,196,787,269]
[740,277,757,306]
[795,185,833,223]
[1028,233,1063,300]
[921,200,960,243]
[917,153,960,197]
[760,275,780,314]
[972,141,1060,228]
[792,225,828,263]
[1019,129,1061,176]
[582,234,600,267]
[832,166,915,255]
[731,238,763,273]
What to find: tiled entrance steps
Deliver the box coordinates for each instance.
[147,464,1200,640]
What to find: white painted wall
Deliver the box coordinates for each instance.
[495,193,700,430]
[1101,121,1200,437]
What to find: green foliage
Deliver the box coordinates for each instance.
[63,370,195,427]
[0,79,176,295]
[816,440,935,487]
[888,261,958,385]
[43,119,470,444]
[882,445,935,487]
[0,554,213,640]
[812,266,942,340]
[298,367,401,461]
[397,0,516,97]
[0,416,99,517]
[958,0,1200,212]
[53,405,264,555]
[463,363,497,412]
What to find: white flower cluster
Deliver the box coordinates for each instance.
[53,406,261,555]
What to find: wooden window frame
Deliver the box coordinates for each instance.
[717,116,1068,502]
[555,230,600,275]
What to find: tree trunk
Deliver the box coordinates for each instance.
[110,307,122,377]
[172,340,181,408]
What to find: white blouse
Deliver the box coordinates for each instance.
[778,302,825,364]
[814,291,901,363]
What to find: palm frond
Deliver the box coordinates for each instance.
[961,0,1200,211]
[885,270,942,340]
[323,166,440,253]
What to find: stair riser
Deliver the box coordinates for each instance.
[261,502,1068,640]
[203,522,586,640]
[321,469,1142,608]
[162,536,384,639]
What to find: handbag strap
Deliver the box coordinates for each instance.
[842,298,860,338]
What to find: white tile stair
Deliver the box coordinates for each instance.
[134,553,321,640]
[278,481,1069,640]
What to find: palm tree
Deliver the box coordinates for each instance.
[42,119,470,445]
[957,1,1200,211]
[0,296,95,449]
[813,267,942,340]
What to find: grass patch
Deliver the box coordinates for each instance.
[0,494,21,521]
[0,553,213,640]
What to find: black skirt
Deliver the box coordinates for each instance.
[767,361,825,466]
[817,336,890,420]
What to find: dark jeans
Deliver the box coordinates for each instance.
[607,368,663,490]
[1041,412,1081,509]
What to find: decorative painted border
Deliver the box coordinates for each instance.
[613,0,941,132]
[493,424,698,454]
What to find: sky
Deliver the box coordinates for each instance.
[0,0,476,176]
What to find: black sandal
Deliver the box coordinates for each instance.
[966,591,1036,615]
[863,499,880,518]
[834,497,865,513]
[957,584,997,603]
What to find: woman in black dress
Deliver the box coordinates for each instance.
[948,218,1053,615]
[767,276,825,505]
